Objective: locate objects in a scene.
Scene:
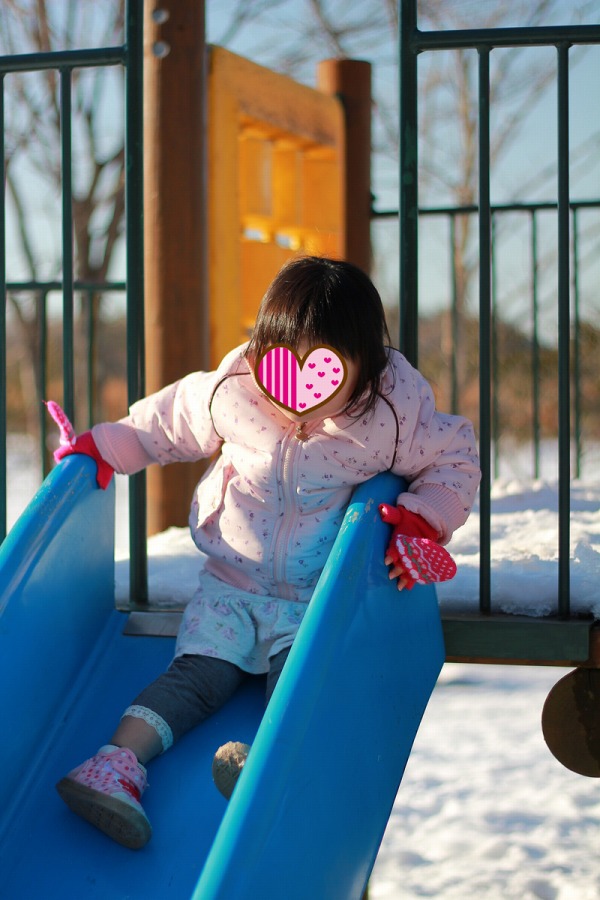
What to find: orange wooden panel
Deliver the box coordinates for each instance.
[241,240,296,336]
[272,145,301,231]
[301,152,341,233]
[208,46,346,362]
[210,46,342,148]
[239,136,273,219]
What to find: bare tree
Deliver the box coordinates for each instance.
[2,0,126,433]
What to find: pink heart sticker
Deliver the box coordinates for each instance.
[255,344,348,414]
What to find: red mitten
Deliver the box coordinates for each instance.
[45,401,114,490]
[379,503,456,590]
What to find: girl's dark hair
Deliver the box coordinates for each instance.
[244,256,391,416]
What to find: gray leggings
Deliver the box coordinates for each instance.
[128,647,291,748]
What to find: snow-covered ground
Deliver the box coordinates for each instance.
[372,661,600,900]
[5,436,600,898]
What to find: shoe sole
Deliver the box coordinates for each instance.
[212,741,250,800]
[56,777,152,849]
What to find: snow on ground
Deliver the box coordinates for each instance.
[5,437,600,898]
[371,662,600,900]
[436,476,600,619]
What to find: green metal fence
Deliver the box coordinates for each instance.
[376,197,600,480]
[398,2,600,653]
[0,1,147,599]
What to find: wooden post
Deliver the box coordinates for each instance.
[317,59,372,273]
[143,1,209,534]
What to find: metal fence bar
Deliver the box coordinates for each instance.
[85,289,94,428]
[0,75,6,543]
[572,207,582,480]
[557,43,571,617]
[449,214,459,414]
[7,279,126,292]
[373,199,600,218]
[0,46,126,74]
[60,68,75,424]
[414,23,600,52]
[38,289,49,476]
[478,48,492,614]
[530,211,541,480]
[124,0,148,604]
[491,214,501,481]
[398,0,419,365]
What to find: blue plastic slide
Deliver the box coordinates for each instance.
[0,458,445,899]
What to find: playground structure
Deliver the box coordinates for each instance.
[2,1,600,895]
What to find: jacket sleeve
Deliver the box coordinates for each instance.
[388,354,481,545]
[92,345,245,475]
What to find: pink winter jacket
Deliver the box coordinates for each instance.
[93,344,480,600]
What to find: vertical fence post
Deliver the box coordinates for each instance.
[60,69,75,425]
[491,214,501,480]
[449,214,460,414]
[530,211,541,480]
[0,74,6,542]
[572,206,581,480]
[398,0,419,365]
[85,288,94,428]
[125,0,148,604]
[38,289,49,476]
[556,43,571,617]
[478,47,492,614]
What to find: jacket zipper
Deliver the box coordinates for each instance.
[272,420,312,586]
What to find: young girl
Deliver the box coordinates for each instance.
[53,256,480,849]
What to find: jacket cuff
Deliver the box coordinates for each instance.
[396,484,469,545]
[92,420,155,475]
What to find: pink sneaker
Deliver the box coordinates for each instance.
[56,745,151,849]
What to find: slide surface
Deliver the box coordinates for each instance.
[0,459,444,899]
